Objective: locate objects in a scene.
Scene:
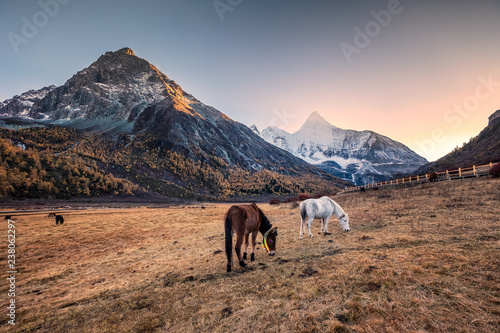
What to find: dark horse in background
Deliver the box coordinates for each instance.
[55,215,64,225]
[224,203,277,272]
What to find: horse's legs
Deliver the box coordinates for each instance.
[300,217,304,239]
[245,231,258,261]
[307,217,314,237]
[234,233,247,267]
[250,231,258,261]
[323,215,332,235]
[320,219,325,233]
[243,233,249,260]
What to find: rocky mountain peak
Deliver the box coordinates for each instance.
[301,111,337,130]
[0,85,56,117]
[488,109,500,125]
[89,47,167,82]
[250,124,260,135]
[116,47,136,56]
[26,48,198,124]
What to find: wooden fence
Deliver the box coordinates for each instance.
[340,162,496,194]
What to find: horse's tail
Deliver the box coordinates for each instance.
[300,201,307,220]
[225,213,233,272]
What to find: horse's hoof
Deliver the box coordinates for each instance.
[239,261,247,267]
[243,252,247,260]
[250,253,255,261]
[227,266,232,273]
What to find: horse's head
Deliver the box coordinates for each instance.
[263,227,278,256]
[339,214,350,232]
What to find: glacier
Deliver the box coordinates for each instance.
[256,111,427,186]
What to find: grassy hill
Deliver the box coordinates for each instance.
[0,132,139,199]
[2,176,498,332]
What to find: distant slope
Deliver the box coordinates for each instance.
[416,110,500,173]
[0,86,56,118]
[258,112,427,185]
[0,129,140,199]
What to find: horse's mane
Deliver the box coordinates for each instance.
[249,203,273,233]
[321,196,335,205]
[256,207,272,233]
[322,196,344,215]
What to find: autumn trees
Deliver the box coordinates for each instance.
[1,126,335,200]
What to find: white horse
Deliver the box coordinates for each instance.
[299,196,350,239]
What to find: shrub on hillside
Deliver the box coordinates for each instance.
[283,196,299,203]
[298,194,310,201]
[490,163,500,177]
[269,199,281,205]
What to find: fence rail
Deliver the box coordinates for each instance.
[340,162,497,194]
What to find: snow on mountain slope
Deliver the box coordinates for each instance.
[259,111,427,185]
[0,86,56,117]
[0,48,351,195]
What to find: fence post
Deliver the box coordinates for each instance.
[459,168,462,178]
[446,170,450,180]
[473,165,476,177]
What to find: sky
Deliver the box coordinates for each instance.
[1,0,499,161]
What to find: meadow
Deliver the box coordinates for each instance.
[1,177,499,332]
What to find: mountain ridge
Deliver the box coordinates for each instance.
[0,85,56,118]
[0,48,351,199]
[257,112,428,185]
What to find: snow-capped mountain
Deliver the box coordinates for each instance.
[0,48,351,198]
[258,112,427,185]
[0,85,56,117]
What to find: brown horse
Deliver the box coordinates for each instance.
[224,203,277,272]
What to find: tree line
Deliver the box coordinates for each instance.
[0,126,336,200]
[0,133,139,199]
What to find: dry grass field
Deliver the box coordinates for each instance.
[1,177,499,332]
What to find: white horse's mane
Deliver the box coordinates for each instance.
[321,196,344,217]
